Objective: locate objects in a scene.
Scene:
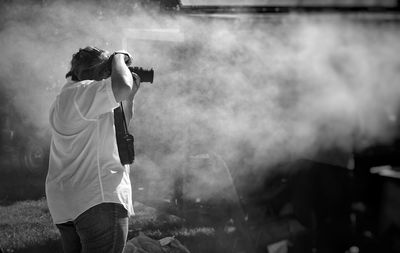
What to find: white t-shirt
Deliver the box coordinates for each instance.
[46,77,134,224]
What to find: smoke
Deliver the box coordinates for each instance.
[1,1,400,201]
[131,15,400,201]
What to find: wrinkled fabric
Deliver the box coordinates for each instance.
[56,203,128,253]
[46,77,134,224]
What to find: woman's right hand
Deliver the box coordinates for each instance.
[113,50,133,66]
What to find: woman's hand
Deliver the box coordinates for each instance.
[113,50,133,66]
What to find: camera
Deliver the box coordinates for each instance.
[105,53,154,84]
[129,66,154,83]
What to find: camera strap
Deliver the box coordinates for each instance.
[119,102,129,134]
[114,103,135,165]
[114,103,128,136]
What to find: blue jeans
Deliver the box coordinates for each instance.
[56,203,129,253]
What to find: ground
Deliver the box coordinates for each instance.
[0,171,225,253]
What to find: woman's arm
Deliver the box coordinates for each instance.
[122,73,140,124]
[111,54,134,102]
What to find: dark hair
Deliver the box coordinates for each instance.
[66,46,110,81]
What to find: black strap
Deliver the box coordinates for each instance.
[113,103,135,165]
[119,102,128,134]
[114,104,127,136]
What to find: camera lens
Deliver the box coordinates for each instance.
[129,66,154,83]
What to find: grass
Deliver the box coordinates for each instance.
[0,198,220,253]
[0,170,228,253]
[0,170,245,253]
[0,199,59,253]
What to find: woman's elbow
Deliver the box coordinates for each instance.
[112,82,132,102]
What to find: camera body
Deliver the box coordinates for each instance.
[129,66,154,83]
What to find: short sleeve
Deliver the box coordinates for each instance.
[73,79,119,120]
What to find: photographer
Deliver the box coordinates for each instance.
[46,46,140,253]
